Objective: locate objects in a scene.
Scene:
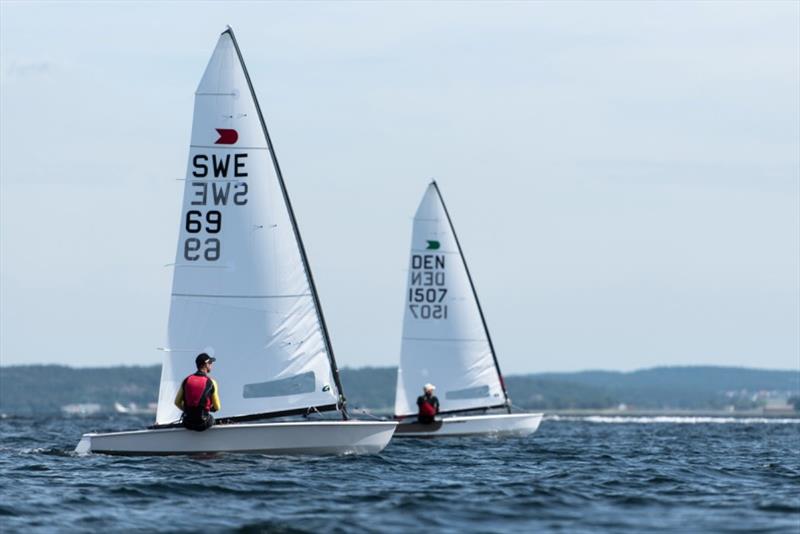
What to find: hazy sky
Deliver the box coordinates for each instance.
[1,1,798,373]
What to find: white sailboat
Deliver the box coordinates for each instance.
[393,182,542,437]
[76,28,396,455]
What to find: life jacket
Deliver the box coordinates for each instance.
[182,372,214,414]
[419,397,437,417]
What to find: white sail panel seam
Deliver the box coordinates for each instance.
[402,337,487,342]
[172,293,312,298]
[190,145,268,150]
[172,264,231,269]
[177,178,245,182]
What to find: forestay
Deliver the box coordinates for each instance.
[394,182,509,418]
[156,29,342,425]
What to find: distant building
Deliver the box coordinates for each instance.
[762,397,796,416]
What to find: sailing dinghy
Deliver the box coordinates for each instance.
[76,28,396,455]
[393,182,542,437]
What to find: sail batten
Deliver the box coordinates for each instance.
[394,182,509,418]
[155,28,344,425]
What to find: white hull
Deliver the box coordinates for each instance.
[76,420,397,456]
[394,413,543,438]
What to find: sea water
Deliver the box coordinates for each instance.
[1,415,798,532]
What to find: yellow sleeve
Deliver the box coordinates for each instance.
[210,378,221,412]
[174,383,184,410]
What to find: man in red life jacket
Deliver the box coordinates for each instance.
[417,383,440,424]
[174,353,221,431]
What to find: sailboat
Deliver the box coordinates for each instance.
[76,28,396,455]
[393,182,543,437]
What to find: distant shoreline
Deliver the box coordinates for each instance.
[1,364,797,416]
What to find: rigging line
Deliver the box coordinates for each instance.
[208,403,340,426]
[304,405,323,419]
[353,408,386,421]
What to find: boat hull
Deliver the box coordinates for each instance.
[76,420,397,456]
[394,413,543,438]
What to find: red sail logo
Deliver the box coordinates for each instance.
[215,128,238,145]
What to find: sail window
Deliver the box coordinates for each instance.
[444,385,490,400]
[243,372,316,398]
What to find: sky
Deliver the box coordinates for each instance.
[1,1,798,373]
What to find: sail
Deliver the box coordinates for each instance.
[156,29,342,425]
[394,182,509,417]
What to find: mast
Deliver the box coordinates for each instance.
[224,27,349,419]
[430,180,512,413]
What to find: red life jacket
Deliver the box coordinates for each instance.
[183,373,213,412]
[419,398,437,417]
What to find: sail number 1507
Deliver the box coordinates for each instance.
[409,304,447,319]
[409,288,448,319]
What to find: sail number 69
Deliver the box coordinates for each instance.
[185,210,221,233]
[184,238,220,261]
[183,210,222,261]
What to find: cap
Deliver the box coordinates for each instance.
[195,353,216,367]
[423,383,435,391]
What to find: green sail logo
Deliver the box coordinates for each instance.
[426,240,440,250]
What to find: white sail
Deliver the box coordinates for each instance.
[394,182,508,417]
[156,30,340,425]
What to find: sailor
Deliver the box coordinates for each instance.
[174,353,221,431]
[416,383,440,424]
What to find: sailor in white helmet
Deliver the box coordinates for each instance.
[416,383,440,424]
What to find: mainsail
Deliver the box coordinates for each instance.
[156,28,344,425]
[394,182,510,418]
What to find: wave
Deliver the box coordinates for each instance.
[545,415,800,424]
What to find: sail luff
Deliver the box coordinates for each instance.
[223,28,348,419]
[429,181,511,413]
